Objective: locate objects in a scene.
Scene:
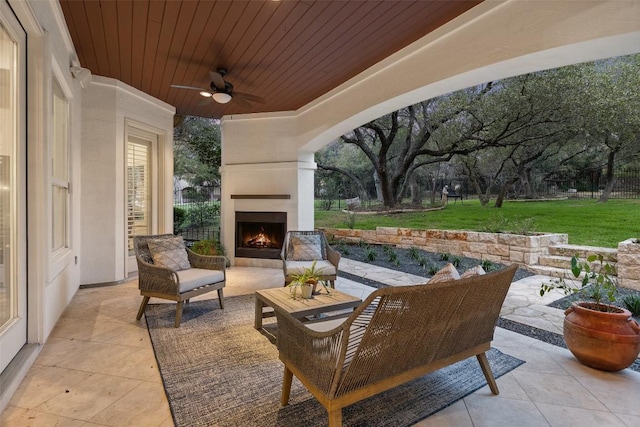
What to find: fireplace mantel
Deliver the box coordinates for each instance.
[230,194,291,199]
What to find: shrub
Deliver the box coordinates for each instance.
[173,207,186,232]
[191,239,225,256]
[408,247,421,260]
[452,256,461,267]
[345,212,358,229]
[481,259,495,271]
[623,294,640,316]
[365,247,377,262]
[184,202,220,228]
[440,253,450,261]
[334,240,350,256]
[428,266,439,275]
[320,197,334,211]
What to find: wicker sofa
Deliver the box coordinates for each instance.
[276,264,518,427]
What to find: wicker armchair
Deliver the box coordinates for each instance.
[276,264,518,427]
[134,234,225,327]
[281,230,340,288]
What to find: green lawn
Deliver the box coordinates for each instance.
[315,199,640,248]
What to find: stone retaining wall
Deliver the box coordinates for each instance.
[617,238,640,290]
[319,227,569,265]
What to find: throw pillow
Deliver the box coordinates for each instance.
[427,263,460,284]
[147,236,191,271]
[460,265,487,278]
[289,234,323,261]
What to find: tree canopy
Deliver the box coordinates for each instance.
[316,53,640,208]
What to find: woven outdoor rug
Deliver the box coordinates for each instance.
[145,295,524,427]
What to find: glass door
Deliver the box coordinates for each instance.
[126,125,158,274]
[0,0,27,373]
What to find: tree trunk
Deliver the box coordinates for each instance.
[598,150,616,203]
[494,175,521,207]
[468,176,489,206]
[523,169,536,198]
[410,178,423,205]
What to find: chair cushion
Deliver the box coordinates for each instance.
[176,268,225,293]
[147,236,191,271]
[460,265,487,278]
[285,260,336,277]
[289,234,323,261]
[305,317,347,332]
[427,263,460,284]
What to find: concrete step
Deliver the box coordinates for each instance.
[527,265,575,279]
[548,244,617,262]
[537,255,573,269]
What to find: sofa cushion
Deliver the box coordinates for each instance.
[176,268,225,293]
[147,236,191,271]
[460,265,487,278]
[427,263,460,284]
[285,260,336,277]
[289,234,324,261]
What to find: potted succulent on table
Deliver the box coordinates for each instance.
[287,260,331,299]
[540,254,640,371]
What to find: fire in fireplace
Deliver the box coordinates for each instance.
[235,211,287,259]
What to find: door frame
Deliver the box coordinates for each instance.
[0,0,28,375]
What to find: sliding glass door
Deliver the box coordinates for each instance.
[0,0,27,374]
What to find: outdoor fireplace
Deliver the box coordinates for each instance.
[235,211,287,259]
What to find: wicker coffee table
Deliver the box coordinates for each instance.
[254,287,362,329]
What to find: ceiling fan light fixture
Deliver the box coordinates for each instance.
[199,91,213,97]
[212,92,232,104]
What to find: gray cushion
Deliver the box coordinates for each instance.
[147,236,191,271]
[285,260,336,277]
[176,268,225,293]
[289,234,323,261]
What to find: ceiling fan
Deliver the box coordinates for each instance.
[171,68,264,108]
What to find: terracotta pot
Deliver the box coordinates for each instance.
[563,302,640,371]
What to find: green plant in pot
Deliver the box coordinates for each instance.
[287,260,331,299]
[540,254,640,371]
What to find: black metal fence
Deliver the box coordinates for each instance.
[533,168,640,200]
[316,168,640,210]
[173,186,220,244]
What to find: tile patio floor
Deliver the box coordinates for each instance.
[2,262,640,426]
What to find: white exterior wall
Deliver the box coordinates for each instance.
[81,77,174,285]
[220,0,640,265]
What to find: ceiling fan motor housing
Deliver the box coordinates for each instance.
[210,80,233,94]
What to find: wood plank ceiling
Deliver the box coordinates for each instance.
[60,0,480,119]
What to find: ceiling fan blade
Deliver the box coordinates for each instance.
[233,91,265,104]
[171,84,208,91]
[209,70,226,89]
[232,96,252,109]
[198,97,213,107]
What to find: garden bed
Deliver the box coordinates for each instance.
[332,241,535,282]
